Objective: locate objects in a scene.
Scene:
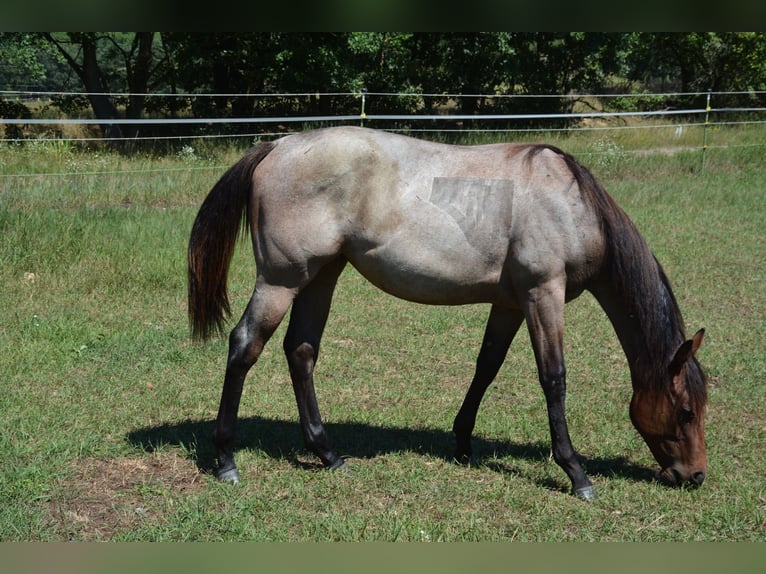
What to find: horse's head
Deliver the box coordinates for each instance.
[630,329,707,488]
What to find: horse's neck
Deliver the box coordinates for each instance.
[593,283,646,377]
[590,276,674,386]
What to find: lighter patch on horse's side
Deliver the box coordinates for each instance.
[428,177,514,250]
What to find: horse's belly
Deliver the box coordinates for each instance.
[344,225,513,306]
[348,255,507,305]
[342,177,518,305]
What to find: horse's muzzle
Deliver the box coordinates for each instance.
[658,467,706,488]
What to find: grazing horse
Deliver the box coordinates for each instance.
[187,126,707,499]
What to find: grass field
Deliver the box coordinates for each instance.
[0,125,764,541]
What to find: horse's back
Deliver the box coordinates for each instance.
[252,127,605,305]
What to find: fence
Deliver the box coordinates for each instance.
[2,89,766,171]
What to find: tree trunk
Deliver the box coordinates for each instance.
[44,33,123,140]
[78,34,123,140]
[124,32,155,139]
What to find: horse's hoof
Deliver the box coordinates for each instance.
[574,485,597,501]
[216,467,241,484]
[453,452,472,465]
[328,457,347,471]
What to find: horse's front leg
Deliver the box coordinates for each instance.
[524,279,595,500]
[453,305,523,463]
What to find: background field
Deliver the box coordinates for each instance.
[0,126,764,541]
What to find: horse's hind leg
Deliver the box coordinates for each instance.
[453,305,524,463]
[214,282,294,483]
[283,257,348,469]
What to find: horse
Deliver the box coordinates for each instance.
[187,126,707,500]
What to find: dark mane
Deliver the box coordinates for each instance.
[527,144,707,410]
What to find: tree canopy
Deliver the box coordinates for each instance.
[2,32,765,138]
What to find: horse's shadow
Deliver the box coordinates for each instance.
[126,417,656,494]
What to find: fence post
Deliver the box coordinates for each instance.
[360,88,367,127]
[701,89,712,171]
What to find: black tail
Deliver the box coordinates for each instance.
[187,142,275,339]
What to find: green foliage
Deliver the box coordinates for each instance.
[0,33,63,88]
[624,32,766,106]
[4,32,766,139]
[0,99,30,140]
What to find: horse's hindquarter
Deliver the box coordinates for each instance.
[255,128,603,305]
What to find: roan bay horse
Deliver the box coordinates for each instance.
[188,126,707,500]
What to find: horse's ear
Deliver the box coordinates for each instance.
[690,328,705,353]
[669,328,705,376]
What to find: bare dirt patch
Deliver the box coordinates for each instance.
[49,451,205,540]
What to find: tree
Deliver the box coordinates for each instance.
[161,33,270,117]
[0,33,58,90]
[624,32,766,107]
[418,33,512,121]
[501,33,625,124]
[5,32,766,141]
[0,33,68,140]
[42,32,157,139]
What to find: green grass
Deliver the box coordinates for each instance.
[0,127,764,541]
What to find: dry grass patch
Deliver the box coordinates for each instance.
[50,451,205,540]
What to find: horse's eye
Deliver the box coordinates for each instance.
[679,406,695,425]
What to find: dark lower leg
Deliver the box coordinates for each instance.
[283,258,346,469]
[287,342,343,468]
[541,375,593,498]
[213,285,292,482]
[453,307,522,462]
[213,367,246,480]
[213,325,263,482]
[524,280,594,499]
